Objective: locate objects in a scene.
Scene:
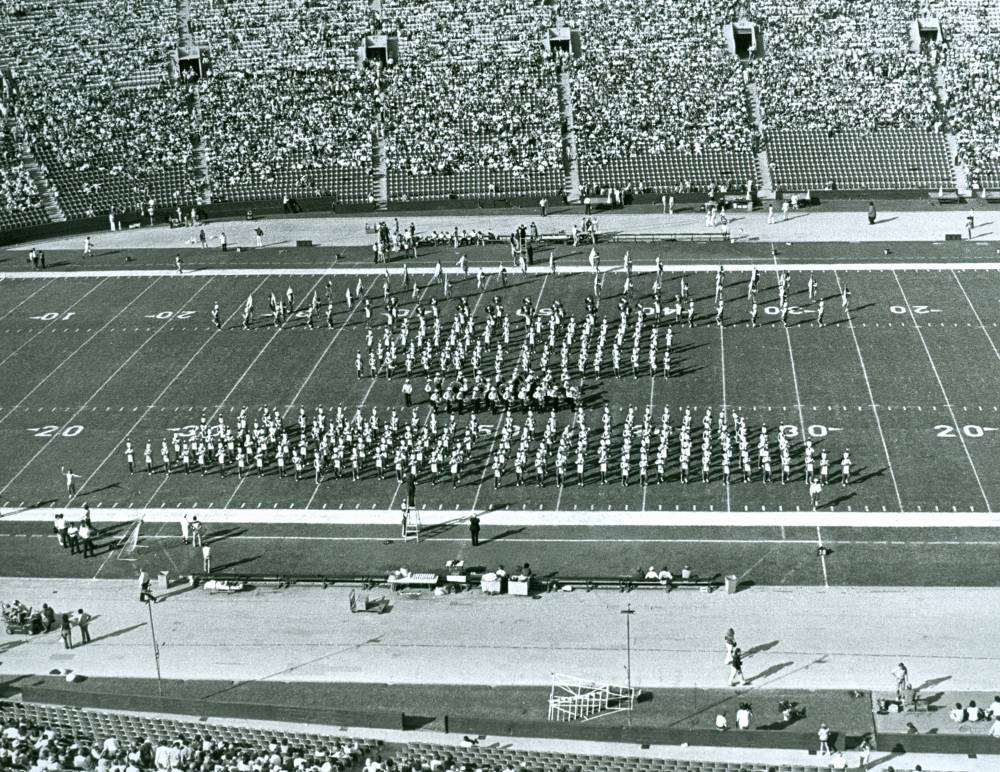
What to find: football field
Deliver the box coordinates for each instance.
[2,245,1000,584]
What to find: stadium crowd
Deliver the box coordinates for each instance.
[380,0,561,179]
[0,713,369,771]
[568,3,755,162]
[749,0,939,132]
[198,68,377,197]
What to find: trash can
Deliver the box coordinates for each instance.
[157,570,170,590]
[724,574,739,594]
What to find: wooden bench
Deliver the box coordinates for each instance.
[929,190,961,204]
[555,575,723,593]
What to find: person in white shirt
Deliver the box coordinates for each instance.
[829,752,848,770]
[988,695,1000,719]
[967,701,983,721]
[736,704,752,729]
[950,702,965,722]
[715,712,728,731]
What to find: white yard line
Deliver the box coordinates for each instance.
[79,278,271,497]
[951,269,1000,364]
[892,270,991,512]
[816,525,830,589]
[0,279,108,370]
[6,505,1000,528]
[16,261,1000,280]
[833,270,905,513]
[0,277,198,497]
[718,302,731,514]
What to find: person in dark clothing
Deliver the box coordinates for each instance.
[60,613,72,649]
[867,201,877,225]
[469,515,481,546]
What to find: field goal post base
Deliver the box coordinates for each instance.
[547,673,637,722]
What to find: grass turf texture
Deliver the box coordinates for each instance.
[2,254,1000,582]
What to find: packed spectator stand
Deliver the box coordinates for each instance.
[380,0,562,202]
[567,2,758,195]
[0,0,996,229]
[191,0,377,204]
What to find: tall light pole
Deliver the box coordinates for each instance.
[145,599,164,697]
[621,603,636,725]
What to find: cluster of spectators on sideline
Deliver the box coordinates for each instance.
[567,2,755,163]
[380,0,561,178]
[950,696,1000,728]
[0,716,370,772]
[747,0,939,133]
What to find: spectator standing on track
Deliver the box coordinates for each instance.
[180,513,191,544]
[469,514,480,546]
[175,255,183,274]
[818,722,831,755]
[219,231,228,251]
[966,211,974,240]
[728,647,747,686]
[857,735,873,768]
[61,466,81,498]
[83,236,92,258]
[867,202,877,225]
[892,662,909,697]
[53,512,67,547]
[202,544,211,572]
[67,519,80,554]
[255,226,264,248]
[60,613,73,649]
[79,521,94,558]
[75,609,92,644]
[724,628,737,663]
[191,516,203,548]
[199,229,207,248]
